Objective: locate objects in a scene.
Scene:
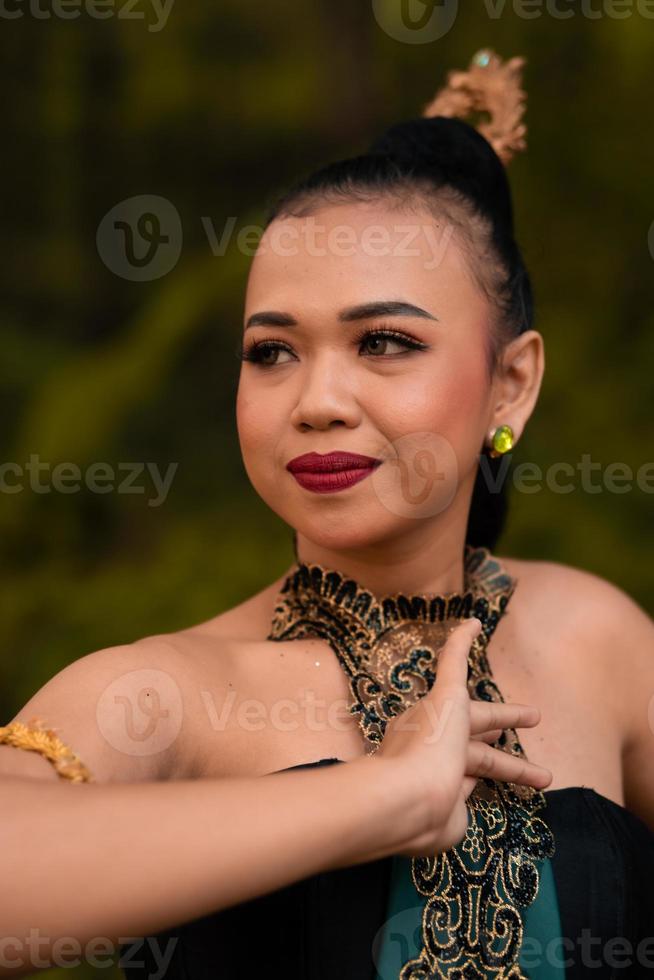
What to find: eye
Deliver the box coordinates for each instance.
[237,341,295,367]
[237,325,429,367]
[356,327,428,357]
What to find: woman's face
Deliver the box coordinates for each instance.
[236,199,497,556]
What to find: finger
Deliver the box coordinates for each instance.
[425,618,482,762]
[467,740,552,789]
[431,617,482,695]
[469,700,540,736]
[472,728,503,744]
[462,775,478,799]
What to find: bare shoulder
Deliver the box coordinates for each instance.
[0,633,206,785]
[497,553,653,643]
[498,553,654,828]
[0,567,295,786]
[498,551,637,600]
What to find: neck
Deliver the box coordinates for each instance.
[290,526,468,600]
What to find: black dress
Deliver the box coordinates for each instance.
[120,548,654,977]
[119,756,654,980]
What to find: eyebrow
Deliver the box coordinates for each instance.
[244,300,439,331]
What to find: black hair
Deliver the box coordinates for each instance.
[266,116,533,553]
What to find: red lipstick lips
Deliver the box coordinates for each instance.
[286,451,383,494]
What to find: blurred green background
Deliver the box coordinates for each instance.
[1,0,652,975]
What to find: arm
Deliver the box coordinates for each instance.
[0,754,411,974]
[0,623,548,974]
[0,639,411,972]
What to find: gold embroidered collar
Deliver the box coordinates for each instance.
[267,544,555,979]
[268,544,517,749]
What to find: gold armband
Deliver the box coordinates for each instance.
[0,718,93,783]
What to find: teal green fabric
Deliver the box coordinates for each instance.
[375,854,564,979]
[519,858,565,979]
[374,853,422,979]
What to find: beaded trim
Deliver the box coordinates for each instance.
[267,544,555,978]
[0,718,93,783]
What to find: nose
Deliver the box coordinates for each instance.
[289,351,362,432]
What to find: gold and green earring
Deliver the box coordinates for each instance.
[488,424,514,458]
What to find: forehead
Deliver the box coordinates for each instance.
[245,200,482,319]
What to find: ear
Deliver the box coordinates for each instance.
[487,330,544,446]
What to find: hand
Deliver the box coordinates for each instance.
[374,617,552,857]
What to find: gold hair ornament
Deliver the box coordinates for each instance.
[422,48,528,166]
[0,718,93,783]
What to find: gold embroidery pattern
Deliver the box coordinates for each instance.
[267,545,554,978]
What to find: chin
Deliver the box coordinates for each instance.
[291,512,414,556]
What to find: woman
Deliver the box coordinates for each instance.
[2,49,654,979]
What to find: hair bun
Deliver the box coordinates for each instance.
[368,116,514,232]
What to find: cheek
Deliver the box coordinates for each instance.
[376,356,488,444]
[236,382,278,450]
[367,358,488,518]
[235,388,278,499]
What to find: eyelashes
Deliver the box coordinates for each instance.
[237,325,430,366]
